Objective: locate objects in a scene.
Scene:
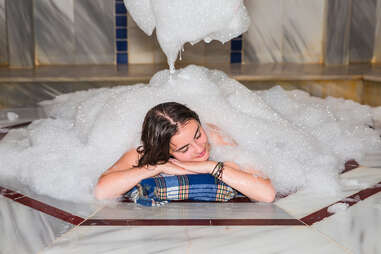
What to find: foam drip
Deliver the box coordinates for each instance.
[123,0,250,72]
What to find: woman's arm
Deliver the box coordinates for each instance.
[94,149,195,200]
[94,149,153,200]
[170,160,275,202]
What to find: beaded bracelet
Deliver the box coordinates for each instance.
[211,161,224,180]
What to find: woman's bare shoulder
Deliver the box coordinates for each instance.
[103,148,140,175]
[205,123,237,147]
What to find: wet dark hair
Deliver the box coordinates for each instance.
[136,102,200,167]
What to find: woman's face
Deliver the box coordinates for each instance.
[169,119,209,162]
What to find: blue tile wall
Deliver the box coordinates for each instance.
[115,0,128,64]
[230,36,243,63]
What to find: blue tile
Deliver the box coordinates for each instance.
[115,2,127,14]
[116,15,127,27]
[117,53,128,64]
[117,41,128,51]
[230,52,242,63]
[231,40,242,51]
[116,28,127,39]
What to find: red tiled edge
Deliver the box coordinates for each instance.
[0,186,85,225]
[81,218,303,226]
[300,181,381,226]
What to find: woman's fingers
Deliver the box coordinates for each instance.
[169,160,215,174]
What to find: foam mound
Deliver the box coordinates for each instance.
[123,0,250,71]
[0,65,380,202]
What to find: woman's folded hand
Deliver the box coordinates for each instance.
[169,159,216,174]
[155,161,196,175]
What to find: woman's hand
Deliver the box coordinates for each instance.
[169,159,217,174]
[154,161,197,175]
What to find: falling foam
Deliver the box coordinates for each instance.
[0,65,380,202]
[123,0,250,72]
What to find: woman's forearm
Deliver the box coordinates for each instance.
[219,165,276,202]
[94,166,157,200]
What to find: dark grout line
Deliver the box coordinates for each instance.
[300,181,381,226]
[0,186,85,225]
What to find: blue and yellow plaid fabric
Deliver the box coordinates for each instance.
[124,174,237,206]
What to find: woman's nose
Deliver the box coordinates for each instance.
[193,142,204,153]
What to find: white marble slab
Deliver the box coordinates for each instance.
[6,0,34,67]
[275,167,381,218]
[282,0,325,63]
[42,225,349,254]
[91,202,292,220]
[324,0,351,65]
[0,196,74,254]
[313,192,381,254]
[373,0,381,63]
[74,0,114,64]
[0,0,7,65]
[35,0,75,65]
[0,107,46,128]
[350,0,377,63]
[244,0,282,63]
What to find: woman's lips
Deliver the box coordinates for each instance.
[197,149,206,158]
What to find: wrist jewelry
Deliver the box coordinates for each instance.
[211,161,224,180]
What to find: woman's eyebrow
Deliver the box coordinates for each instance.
[193,125,200,139]
[175,144,189,152]
[174,125,200,152]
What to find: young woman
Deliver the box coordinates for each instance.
[95,102,275,202]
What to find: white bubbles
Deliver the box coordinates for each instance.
[7,112,19,121]
[123,0,250,72]
[1,65,380,202]
[327,203,349,214]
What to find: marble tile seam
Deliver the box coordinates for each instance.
[300,180,381,226]
[0,186,85,225]
[40,205,106,254]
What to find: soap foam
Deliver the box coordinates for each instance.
[1,65,380,202]
[123,0,250,72]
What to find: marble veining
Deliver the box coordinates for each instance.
[244,0,282,63]
[282,0,324,63]
[91,202,293,220]
[0,196,74,254]
[74,0,114,64]
[41,225,348,253]
[372,0,381,62]
[276,167,381,218]
[314,191,381,254]
[35,0,75,65]
[0,0,7,65]
[6,0,34,67]
[325,0,351,65]
[350,0,377,63]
